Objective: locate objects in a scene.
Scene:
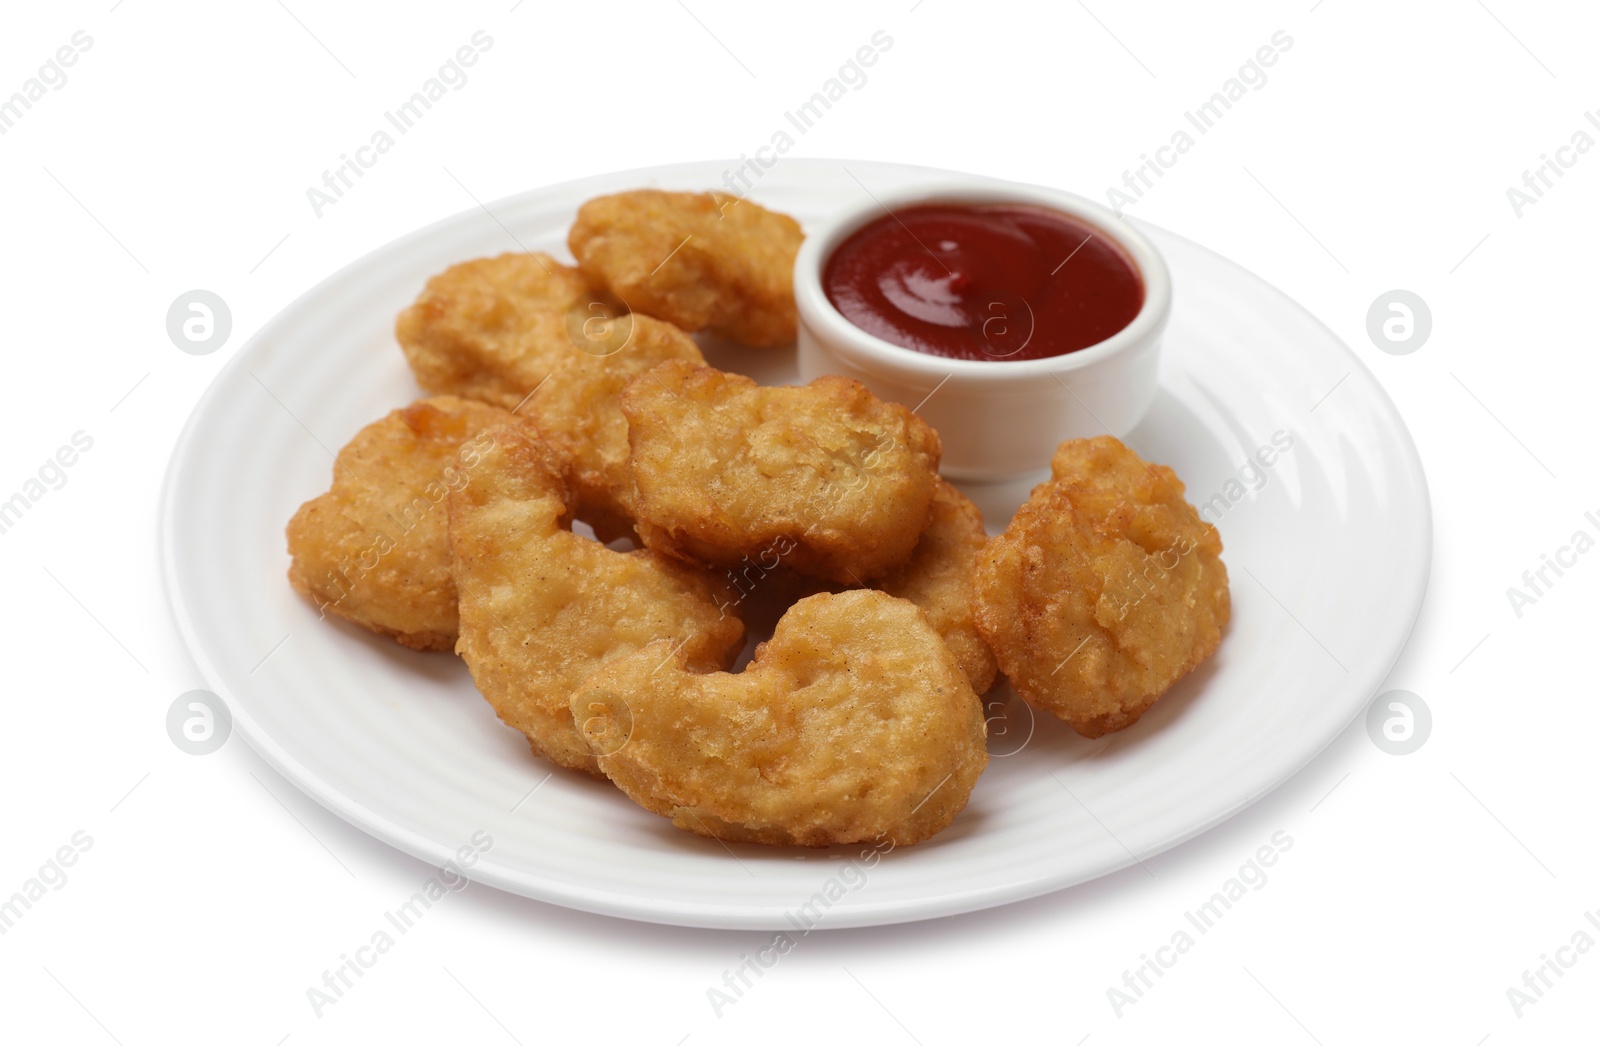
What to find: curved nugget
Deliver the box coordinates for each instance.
[876,480,999,694]
[568,189,803,347]
[448,425,744,774]
[285,396,514,651]
[523,312,705,542]
[395,252,599,409]
[972,436,1230,738]
[573,590,987,847]
[621,361,941,584]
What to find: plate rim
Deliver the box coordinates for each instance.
[159,157,1432,929]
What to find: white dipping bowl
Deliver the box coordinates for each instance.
[794,179,1171,479]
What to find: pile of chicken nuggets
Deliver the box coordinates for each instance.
[285,188,1231,850]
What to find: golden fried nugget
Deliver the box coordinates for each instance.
[286,396,515,651]
[573,590,987,847]
[621,361,941,584]
[394,252,600,409]
[568,190,803,347]
[877,480,999,694]
[449,425,744,773]
[522,312,705,543]
[972,436,1230,738]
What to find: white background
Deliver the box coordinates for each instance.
[2,0,1595,1042]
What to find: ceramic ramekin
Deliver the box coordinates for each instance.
[794,179,1171,479]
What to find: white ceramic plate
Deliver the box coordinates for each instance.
[161,159,1430,929]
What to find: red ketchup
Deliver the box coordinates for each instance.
[823,204,1144,362]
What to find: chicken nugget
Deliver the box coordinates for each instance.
[972,436,1230,738]
[449,424,744,773]
[573,589,987,847]
[568,190,803,347]
[876,480,999,694]
[395,252,605,409]
[285,396,514,651]
[621,361,941,584]
[522,312,705,543]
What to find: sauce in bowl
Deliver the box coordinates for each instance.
[822,204,1144,362]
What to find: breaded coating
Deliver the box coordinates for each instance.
[448,425,744,774]
[573,590,987,847]
[394,252,597,409]
[972,436,1230,738]
[876,480,999,694]
[522,312,705,543]
[568,190,803,347]
[620,361,941,584]
[286,396,515,651]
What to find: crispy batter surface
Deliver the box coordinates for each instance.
[621,361,941,584]
[568,190,803,347]
[972,436,1230,738]
[285,396,515,651]
[877,480,999,694]
[394,252,601,409]
[448,425,744,774]
[523,313,704,542]
[573,590,987,847]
